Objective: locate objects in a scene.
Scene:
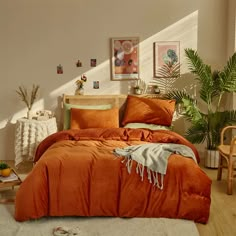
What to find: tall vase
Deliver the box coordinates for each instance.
[27,109,33,119]
[75,88,84,95]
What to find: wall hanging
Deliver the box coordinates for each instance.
[153,41,180,78]
[93,81,99,89]
[110,37,139,81]
[57,64,63,74]
[90,59,97,67]
[76,60,82,67]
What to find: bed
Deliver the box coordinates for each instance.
[14,94,212,223]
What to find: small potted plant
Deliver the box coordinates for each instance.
[153,85,160,94]
[0,162,11,177]
[134,85,142,95]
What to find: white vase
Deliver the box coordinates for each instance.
[27,110,33,119]
[75,88,84,95]
[204,149,219,168]
[134,88,142,95]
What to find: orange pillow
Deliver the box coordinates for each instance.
[70,108,119,129]
[122,95,176,126]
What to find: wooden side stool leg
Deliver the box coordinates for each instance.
[217,154,223,181]
[227,161,233,195]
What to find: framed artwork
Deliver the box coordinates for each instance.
[110,37,139,81]
[153,41,180,78]
[91,59,97,67]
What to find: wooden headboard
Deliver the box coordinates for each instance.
[63,94,128,108]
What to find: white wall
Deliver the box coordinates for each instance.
[0,0,230,160]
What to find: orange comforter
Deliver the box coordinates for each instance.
[15,128,211,223]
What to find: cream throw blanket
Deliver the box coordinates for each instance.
[114,143,197,189]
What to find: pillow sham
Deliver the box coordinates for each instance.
[124,123,171,130]
[122,95,176,126]
[63,103,112,130]
[70,107,119,129]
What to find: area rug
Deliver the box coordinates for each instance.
[0,189,199,236]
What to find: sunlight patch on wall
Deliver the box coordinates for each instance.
[140,10,198,94]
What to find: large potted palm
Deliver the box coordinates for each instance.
[164,48,236,168]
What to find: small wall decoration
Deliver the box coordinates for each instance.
[57,64,63,74]
[90,59,97,67]
[110,37,139,81]
[153,41,180,78]
[93,81,99,89]
[76,60,82,67]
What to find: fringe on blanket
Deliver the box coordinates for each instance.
[121,157,164,190]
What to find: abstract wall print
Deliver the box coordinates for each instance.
[153,41,180,78]
[111,37,139,80]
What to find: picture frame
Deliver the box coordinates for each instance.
[110,37,139,81]
[153,41,180,78]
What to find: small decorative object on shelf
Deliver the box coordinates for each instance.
[153,85,160,94]
[133,79,146,95]
[36,110,54,121]
[75,74,87,95]
[134,85,142,95]
[15,84,40,119]
[0,171,18,182]
[0,162,11,177]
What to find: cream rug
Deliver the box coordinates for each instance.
[0,189,199,236]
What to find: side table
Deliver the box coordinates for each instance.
[14,117,58,167]
[0,169,22,203]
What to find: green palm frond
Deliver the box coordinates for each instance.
[185,49,212,83]
[181,98,202,122]
[207,111,236,149]
[218,53,236,92]
[185,121,208,144]
[156,62,180,78]
[185,48,214,104]
[162,90,193,104]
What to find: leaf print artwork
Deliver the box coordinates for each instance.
[154,41,180,78]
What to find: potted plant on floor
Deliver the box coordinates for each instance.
[164,48,236,168]
[0,162,11,177]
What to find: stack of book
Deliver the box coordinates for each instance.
[0,172,18,182]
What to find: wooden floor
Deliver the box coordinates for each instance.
[196,163,236,236]
[3,160,236,236]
